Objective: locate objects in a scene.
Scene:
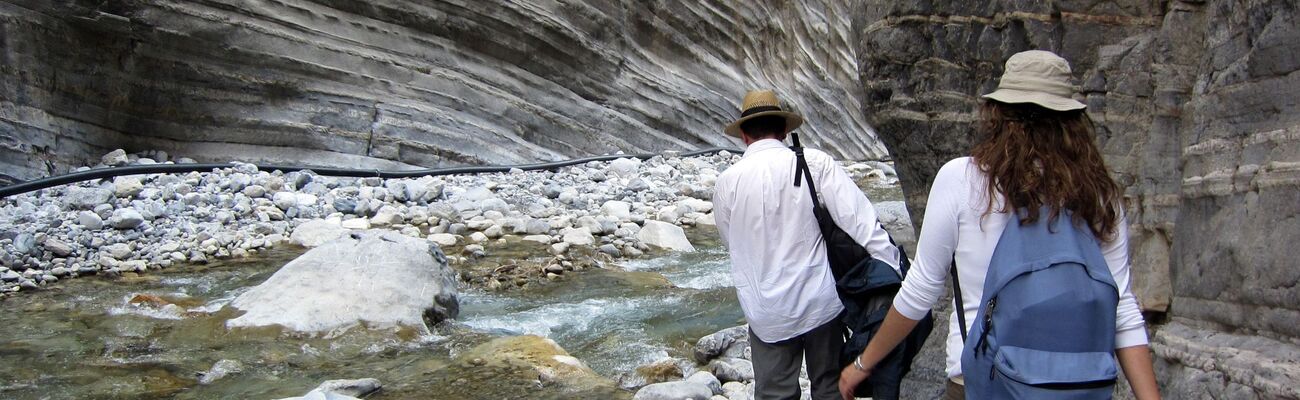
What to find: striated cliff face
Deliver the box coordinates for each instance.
[856,1,1300,398]
[0,0,883,179]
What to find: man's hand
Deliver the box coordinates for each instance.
[838,363,870,400]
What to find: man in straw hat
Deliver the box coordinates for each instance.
[713,90,904,400]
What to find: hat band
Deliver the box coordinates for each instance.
[741,105,783,117]
[997,75,1074,97]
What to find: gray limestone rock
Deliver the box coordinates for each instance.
[290,219,350,248]
[561,227,595,246]
[685,371,723,396]
[63,187,113,210]
[633,381,713,400]
[101,149,128,167]
[598,244,621,257]
[694,325,750,364]
[227,230,458,333]
[706,359,753,384]
[112,177,144,198]
[12,233,35,255]
[109,209,145,230]
[636,221,695,252]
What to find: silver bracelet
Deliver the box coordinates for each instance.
[853,354,867,372]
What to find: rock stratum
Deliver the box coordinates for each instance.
[855,1,1300,398]
[0,0,884,180]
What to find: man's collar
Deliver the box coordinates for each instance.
[742,138,788,158]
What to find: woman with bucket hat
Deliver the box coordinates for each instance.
[837,50,1161,399]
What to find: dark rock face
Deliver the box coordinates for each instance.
[0,0,885,179]
[856,1,1300,398]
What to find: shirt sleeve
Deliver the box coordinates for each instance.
[892,159,964,321]
[711,177,732,249]
[1106,214,1150,348]
[813,151,902,272]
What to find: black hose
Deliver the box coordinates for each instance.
[0,147,742,199]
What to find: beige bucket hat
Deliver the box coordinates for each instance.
[724,89,804,138]
[983,50,1086,111]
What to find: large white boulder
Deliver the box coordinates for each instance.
[290,219,349,248]
[636,220,695,252]
[227,230,459,333]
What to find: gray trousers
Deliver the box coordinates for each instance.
[750,319,844,400]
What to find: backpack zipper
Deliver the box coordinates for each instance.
[974,296,997,381]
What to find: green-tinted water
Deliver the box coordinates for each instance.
[0,232,740,399]
[0,182,901,399]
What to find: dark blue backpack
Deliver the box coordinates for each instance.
[959,208,1120,399]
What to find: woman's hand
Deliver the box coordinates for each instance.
[838,362,870,400]
[839,308,922,399]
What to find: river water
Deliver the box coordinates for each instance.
[0,175,901,399]
[0,229,740,399]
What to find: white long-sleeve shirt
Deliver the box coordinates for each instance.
[714,138,902,343]
[892,157,1149,378]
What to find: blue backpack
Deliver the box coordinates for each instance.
[958,208,1120,399]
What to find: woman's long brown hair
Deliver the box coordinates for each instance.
[971,101,1122,241]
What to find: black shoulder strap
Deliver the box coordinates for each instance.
[951,257,968,342]
[790,133,821,209]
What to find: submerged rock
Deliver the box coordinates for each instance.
[198,359,243,385]
[458,335,616,392]
[226,230,458,333]
[275,378,381,400]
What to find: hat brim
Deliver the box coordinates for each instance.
[724,111,804,138]
[982,88,1086,111]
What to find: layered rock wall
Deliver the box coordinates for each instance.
[856,1,1300,398]
[0,0,884,180]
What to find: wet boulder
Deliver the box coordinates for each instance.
[457,335,617,392]
[633,381,714,400]
[275,378,381,400]
[636,220,695,252]
[227,230,458,333]
[693,325,750,364]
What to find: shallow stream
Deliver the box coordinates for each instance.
[0,176,902,399]
[0,230,739,399]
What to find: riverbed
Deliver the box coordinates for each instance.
[0,229,741,399]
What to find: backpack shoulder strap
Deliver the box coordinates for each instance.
[790,133,821,209]
[951,257,967,342]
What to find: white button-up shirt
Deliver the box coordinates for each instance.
[713,138,901,343]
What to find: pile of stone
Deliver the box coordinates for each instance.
[0,148,898,294]
[632,325,810,400]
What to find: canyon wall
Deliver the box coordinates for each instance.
[856,1,1300,398]
[0,0,884,180]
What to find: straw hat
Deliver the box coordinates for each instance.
[724,89,803,138]
[982,50,1086,111]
